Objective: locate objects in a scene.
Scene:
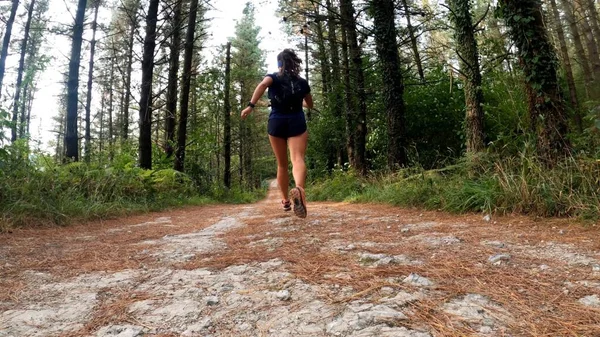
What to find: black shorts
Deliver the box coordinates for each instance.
[267,115,307,139]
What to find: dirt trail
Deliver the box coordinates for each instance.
[1,181,600,336]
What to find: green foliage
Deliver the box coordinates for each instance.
[0,143,266,230]
[308,153,600,219]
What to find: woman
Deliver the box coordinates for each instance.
[241,49,313,218]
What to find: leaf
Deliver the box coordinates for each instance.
[595,119,600,130]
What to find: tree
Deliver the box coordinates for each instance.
[448,0,485,152]
[0,0,19,99]
[223,42,232,188]
[174,0,199,172]
[560,0,594,98]
[325,0,345,167]
[64,0,87,161]
[573,0,600,81]
[370,0,409,167]
[138,0,160,169]
[499,0,570,163]
[11,0,35,143]
[340,0,367,175]
[230,2,265,187]
[400,0,425,81]
[84,1,100,162]
[548,0,581,132]
[120,0,140,140]
[165,0,182,157]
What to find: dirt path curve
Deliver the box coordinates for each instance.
[1,181,600,336]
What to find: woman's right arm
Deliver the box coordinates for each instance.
[241,76,274,119]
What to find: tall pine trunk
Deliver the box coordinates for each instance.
[326,0,345,166]
[315,20,330,99]
[138,0,160,169]
[165,0,182,157]
[549,0,582,132]
[84,3,99,162]
[174,0,198,172]
[11,0,35,143]
[371,0,408,168]
[65,0,87,161]
[499,0,570,164]
[449,0,485,153]
[223,42,232,189]
[0,0,19,100]
[400,0,425,81]
[560,0,594,98]
[123,16,136,140]
[340,20,355,167]
[340,0,367,175]
[108,60,115,162]
[574,0,600,81]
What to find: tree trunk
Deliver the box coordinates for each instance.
[371,0,409,167]
[123,19,136,140]
[400,0,425,81]
[0,0,19,100]
[11,0,35,143]
[560,0,594,98]
[165,0,182,157]
[99,86,105,154]
[174,0,198,172]
[548,0,582,132]
[315,20,330,99]
[19,84,28,138]
[499,0,570,164]
[108,60,114,162]
[25,87,33,135]
[326,0,345,166]
[340,0,367,175]
[65,0,86,161]
[574,0,600,81]
[138,0,160,170]
[583,0,600,41]
[449,0,485,153]
[340,18,355,167]
[84,4,99,162]
[223,42,232,189]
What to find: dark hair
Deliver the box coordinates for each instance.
[277,49,302,77]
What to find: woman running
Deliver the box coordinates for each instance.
[240,49,312,218]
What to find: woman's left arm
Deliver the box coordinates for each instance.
[241,76,273,119]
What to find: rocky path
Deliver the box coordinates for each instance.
[1,181,600,336]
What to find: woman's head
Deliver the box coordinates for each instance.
[277,49,302,77]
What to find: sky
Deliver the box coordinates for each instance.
[2,0,294,152]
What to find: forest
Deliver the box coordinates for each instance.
[0,0,599,228]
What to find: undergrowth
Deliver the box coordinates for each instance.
[308,153,600,220]
[0,146,266,230]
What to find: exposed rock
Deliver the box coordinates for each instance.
[403,273,433,287]
[276,289,291,301]
[579,295,600,308]
[95,325,144,337]
[488,254,511,264]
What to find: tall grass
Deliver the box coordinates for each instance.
[308,154,600,219]
[0,146,267,230]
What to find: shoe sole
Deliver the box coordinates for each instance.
[290,187,307,218]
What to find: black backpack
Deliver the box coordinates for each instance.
[271,74,304,113]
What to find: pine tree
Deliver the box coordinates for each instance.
[448,0,485,152]
[230,2,265,187]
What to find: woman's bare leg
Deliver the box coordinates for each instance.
[269,135,290,200]
[288,131,308,188]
